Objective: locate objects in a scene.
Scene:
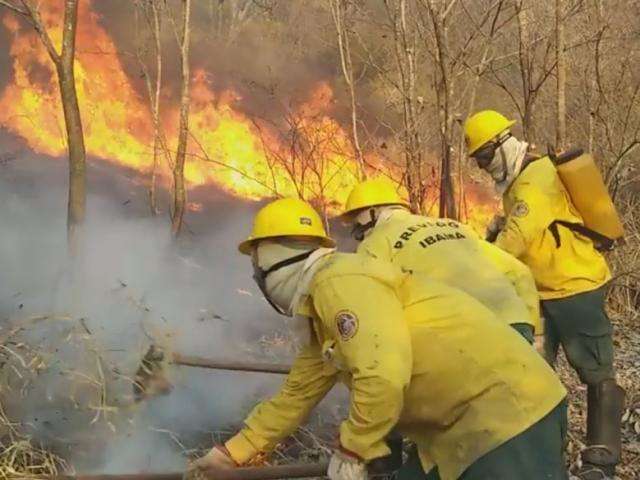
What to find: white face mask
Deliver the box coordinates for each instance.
[485,136,529,194]
[254,241,313,316]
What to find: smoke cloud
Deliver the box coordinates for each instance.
[0,141,346,473]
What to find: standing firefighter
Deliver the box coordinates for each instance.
[340,177,542,344]
[192,198,569,480]
[464,110,625,480]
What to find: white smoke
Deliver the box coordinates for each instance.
[0,149,346,474]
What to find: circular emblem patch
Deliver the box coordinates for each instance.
[512,201,529,218]
[336,310,359,341]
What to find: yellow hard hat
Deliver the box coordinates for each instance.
[464,110,516,154]
[342,177,409,217]
[238,198,336,255]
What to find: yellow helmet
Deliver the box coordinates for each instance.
[238,198,336,255]
[342,177,409,217]
[464,110,516,154]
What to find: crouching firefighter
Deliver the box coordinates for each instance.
[464,109,626,480]
[340,177,542,345]
[191,197,569,480]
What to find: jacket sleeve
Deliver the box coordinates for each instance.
[312,275,412,462]
[225,341,337,464]
[477,239,542,334]
[495,186,553,259]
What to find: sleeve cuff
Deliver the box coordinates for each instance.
[225,431,261,465]
[339,424,391,462]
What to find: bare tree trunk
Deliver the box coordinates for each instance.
[149,0,163,215]
[386,0,424,212]
[516,0,534,142]
[555,0,566,150]
[58,0,85,250]
[135,1,162,215]
[3,0,87,250]
[330,0,365,179]
[425,0,456,219]
[171,0,192,237]
[588,1,604,153]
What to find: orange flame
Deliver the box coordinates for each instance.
[0,1,361,208]
[0,0,494,226]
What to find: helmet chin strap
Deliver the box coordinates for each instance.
[351,208,378,241]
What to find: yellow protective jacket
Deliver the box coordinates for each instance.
[225,253,566,480]
[358,209,541,333]
[496,157,611,299]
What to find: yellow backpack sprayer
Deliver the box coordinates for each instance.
[548,149,625,251]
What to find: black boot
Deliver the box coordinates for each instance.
[577,379,625,480]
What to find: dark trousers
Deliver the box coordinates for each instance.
[397,401,569,480]
[541,286,615,385]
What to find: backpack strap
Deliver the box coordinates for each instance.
[548,220,615,251]
[547,146,584,165]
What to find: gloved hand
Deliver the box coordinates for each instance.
[328,448,367,480]
[485,215,506,242]
[189,445,237,472]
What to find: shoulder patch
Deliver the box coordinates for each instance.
[512,201,529,218]
[335,310,359,341]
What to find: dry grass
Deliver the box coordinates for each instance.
[0,405,70,478]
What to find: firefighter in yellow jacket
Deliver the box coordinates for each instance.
[340,178,542,344]
[464,110,625,480]
[192,198,568,480]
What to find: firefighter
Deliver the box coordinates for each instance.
[191,198,568,480]
[464,110,625,480]
[340,177,542,345]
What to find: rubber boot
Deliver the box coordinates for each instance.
[577,379,625,480]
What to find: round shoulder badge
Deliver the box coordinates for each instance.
[512,201,529,218]
[335,310,359,341]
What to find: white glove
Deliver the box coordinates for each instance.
[328,449,367,480]
[485,214,506,242]
[189,445,237,472]
[534,334,546,356]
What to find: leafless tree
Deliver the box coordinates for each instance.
[135,0,169,216]
[0,0,85,249]
[207,0,274,43]
[382,0,427,212]
[555,0,566,149]
[329,0,366,179]
[170,0,192,237]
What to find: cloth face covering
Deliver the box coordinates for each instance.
[254,240,334,351]
[485,136,529,194]
[254,240,313,316]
